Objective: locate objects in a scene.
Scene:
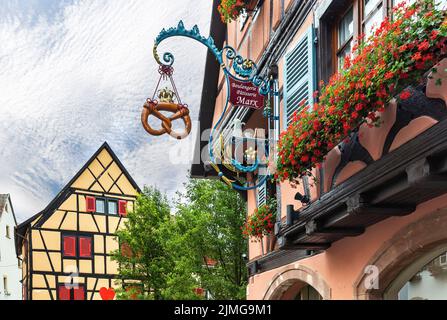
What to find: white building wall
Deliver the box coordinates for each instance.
[0,196,22,300]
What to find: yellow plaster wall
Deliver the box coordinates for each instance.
[79,260,92,274]
[94,235,104,253]
[32,290,53,300]
[106,235,119,254]
[32,252,52,272]
[106,256,118,275]
[42,210,65,229]
[95,256,105,274]
[79,213,99,232]
[41,231,61,251]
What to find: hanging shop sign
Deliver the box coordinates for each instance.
[141,66,192,140]
[229,77,265,110]
[144,21,277,191]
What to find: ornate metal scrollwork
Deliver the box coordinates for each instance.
[150,20,278,191]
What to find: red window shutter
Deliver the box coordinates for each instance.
[58,285,71,300]
[86,196,96,212]
[73,285,85,300]
[118,200,127,217]
[79,237,92,257]
[63,236,76,257]
[194,287,204,296]
[120,242,133,258]
[126,285,141,300]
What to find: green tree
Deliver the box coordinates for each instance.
[164,178,248,300]
[112,186,173,300]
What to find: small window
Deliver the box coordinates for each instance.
[3,276,8,294]
[108,201,118,215]
[337,6,354,70]
[4,203,8,212]
[96,199,105,213]
[79,237,92,258]
[62,235,77,257]
[5,226,10,239]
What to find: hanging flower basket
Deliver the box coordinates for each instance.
[218,0,256,23]
[242,198,277,240]
[275,0,447,183]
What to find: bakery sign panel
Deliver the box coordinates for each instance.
[229,78,265,110]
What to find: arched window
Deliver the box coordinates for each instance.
[396,251,447,300]
[263,267,331,300]
[384,245,447,300]
[294,284,323,300]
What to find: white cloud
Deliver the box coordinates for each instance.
[0,0,212,221]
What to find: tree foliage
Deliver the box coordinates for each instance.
[111,186,173,300]
[165,178,248,300]
[112,179,248,300]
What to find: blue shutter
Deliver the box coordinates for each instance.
[284,26,317,126]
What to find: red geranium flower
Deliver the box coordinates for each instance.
[400,90,412,100]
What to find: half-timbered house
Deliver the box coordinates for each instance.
[15,142,140,300]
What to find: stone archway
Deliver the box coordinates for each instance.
[354,208,447,300]
[263,265,331,300]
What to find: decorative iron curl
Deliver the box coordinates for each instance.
[152,20,277,191]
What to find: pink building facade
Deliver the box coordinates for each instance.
[192,0,447,300]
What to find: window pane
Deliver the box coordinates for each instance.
[339,7,354,47]
[108,201,117,215]
[364,0,382,17]
[398,251,447,300]
[338,41,352,70]
[96,199,105,213]
[437,0,447,10]
[363,4,383,38]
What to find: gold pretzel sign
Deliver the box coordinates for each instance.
[141,99,192,140]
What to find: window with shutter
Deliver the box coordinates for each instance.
[73,285,85,300]
[63,235,76,257]
[79,236,92,258]
[58,284,85,300]
[118,200,127,217]
[86,196,96,212]
[284,26,317,126]
[58,285,71,300]
[256,179,267,207]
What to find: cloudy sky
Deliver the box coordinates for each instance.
[0,0,212,222]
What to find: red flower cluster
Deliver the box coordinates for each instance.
[276,0,447,183]
[242,200,277,240]
[218,0,246,23]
